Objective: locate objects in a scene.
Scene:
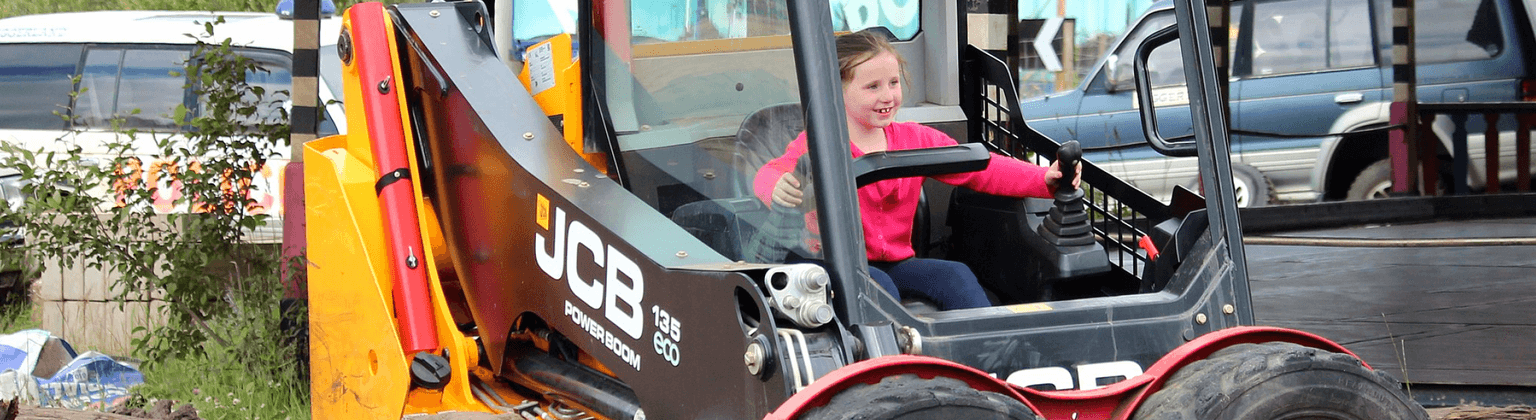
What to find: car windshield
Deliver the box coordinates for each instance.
[587,0,922,262]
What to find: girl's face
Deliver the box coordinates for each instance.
[842,51,903,132]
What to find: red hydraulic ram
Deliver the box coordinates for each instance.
[345,2,437,353]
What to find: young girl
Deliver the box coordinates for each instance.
[753,29,1075,311]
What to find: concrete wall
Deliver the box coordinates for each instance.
[24,211,282,356]
[33,257,166,356]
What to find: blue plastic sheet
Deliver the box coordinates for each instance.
[0,329,144,409]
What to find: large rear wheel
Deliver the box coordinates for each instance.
[1133,342,1428,420]
[800,374,1040,420]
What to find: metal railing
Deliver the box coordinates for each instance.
[1405,102,1536,195]
[962,45,1173,283]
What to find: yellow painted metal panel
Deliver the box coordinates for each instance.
[305,135,410,419]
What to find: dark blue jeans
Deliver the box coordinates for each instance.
[869,258,991,311]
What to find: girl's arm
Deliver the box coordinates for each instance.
[753,134,809,205]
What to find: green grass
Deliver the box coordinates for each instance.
[0,263,40,334]
[130,336,308,420]
[0,298,38,334]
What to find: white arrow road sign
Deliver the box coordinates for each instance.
[1034,16,1064,71]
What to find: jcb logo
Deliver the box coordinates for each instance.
[535,194,645,340]
[1005,361,1144,391]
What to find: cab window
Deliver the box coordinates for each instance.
[0,44,82,130]
[594,0,870,262]
[830,0,921,40]
[513,0,579,52]
[625,0,922,43]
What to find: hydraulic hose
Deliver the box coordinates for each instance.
[500,341,642,420]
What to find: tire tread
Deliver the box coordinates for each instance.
[1133,342,1428,420]
[800,374,1040,420]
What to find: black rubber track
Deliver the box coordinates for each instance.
[1133,341,1429,420]
[799,374,1040,420]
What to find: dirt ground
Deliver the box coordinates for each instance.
[1427,405,1536,420]
[12,404,1536,419]
[17,400,198,420]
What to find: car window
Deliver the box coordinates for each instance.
[1249,0,1373,76]
[118,49,193,130]
[319,44,345,102]
[76,48,124,128]
[209,50,293,127]
[1526,0,1536,32]
[318,43,343,136]
[75,47,192,130]
[1417,0,1503,63]
[1329,0,1373,68]
[0,44,82,130]
[1251,0,1328,75]
[1106,12,1179,90]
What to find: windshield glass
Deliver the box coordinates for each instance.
[515,0,580,43]
[595,0,922,262]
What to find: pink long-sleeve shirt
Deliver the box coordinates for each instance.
[754,122,1053,262]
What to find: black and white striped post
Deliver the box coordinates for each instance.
[1388,0,1423,195]
[290,0,322,151]
[1208,0,1230,124]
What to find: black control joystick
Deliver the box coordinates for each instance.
[1038,141,1095,247]
[1058,140,1081,191]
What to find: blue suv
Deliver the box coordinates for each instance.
[1022,0,1536,205]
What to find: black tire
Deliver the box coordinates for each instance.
[1132,342,1428,420]
[1186,163,1274,207]
[1347,158,1449,200]
[1230,163,1275,207]
[800,374,1040,420]
[1347,159,1395,200]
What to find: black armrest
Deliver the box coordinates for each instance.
[852,143,990,187]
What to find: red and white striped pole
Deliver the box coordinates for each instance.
[1388,0,1423,195]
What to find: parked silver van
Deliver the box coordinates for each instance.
[0,10,346,228]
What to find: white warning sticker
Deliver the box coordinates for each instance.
[528,42,556,95]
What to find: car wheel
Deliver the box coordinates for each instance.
[1347,159,1395,200]
[1347,158,1449,200]
[1185,163,1274,207]
[1229,163,1275,207]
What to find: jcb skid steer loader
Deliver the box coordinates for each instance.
[305,0,1429,418]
